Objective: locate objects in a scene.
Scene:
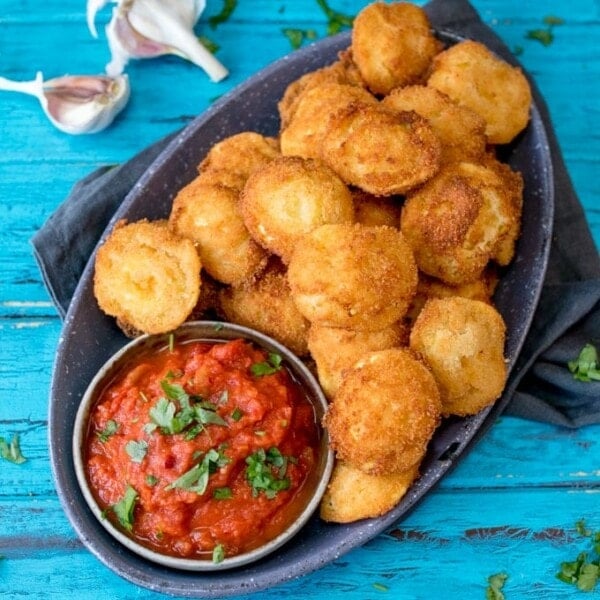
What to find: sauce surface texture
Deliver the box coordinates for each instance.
[85,338,320,561]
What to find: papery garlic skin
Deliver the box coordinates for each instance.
[88,0,228,83]
[0,72,130,135]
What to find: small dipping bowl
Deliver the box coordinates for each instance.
[73,321,334,571]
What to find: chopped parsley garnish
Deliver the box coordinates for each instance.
[485,572,508,600]
[125,440,148,463]
[568,343,600,382]
[316,0,354,35]
[245,447,291,499]
[209,0,237,29]
[96,419,119,443]
[525,15,564,47]
[372,582,389,592]
[145,474,159,486]
[213,487,233,500]
[198,35,219,54]
[556,520,600,591]
[148,380,227,436]
[212,543,226,564]
[231,407,244,421]
[282,27,317,50]
[112,485,138,532]
[250,352,283,377]
[165,448,230,494]
[0,433,26,465]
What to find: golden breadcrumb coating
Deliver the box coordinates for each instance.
[218,260,310,356]
[352,188,401,227]
[240,156,355,263]
[324,347,441,474]
[169,179,268,285]
[400,161,523,284]
[352,1,441,95]
[320,461,419,523]
[381,85,487,165]
[427,40,532,144]
[94,219,201,335]
[287,224,418,331]
[409,296,507,416]
[319,104,441,196]
[308,321,408,399]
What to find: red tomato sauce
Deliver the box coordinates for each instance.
[85,338,321,561]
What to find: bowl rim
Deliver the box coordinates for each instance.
[72,320,335,572]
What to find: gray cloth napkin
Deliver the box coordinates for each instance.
[31,0,600,428]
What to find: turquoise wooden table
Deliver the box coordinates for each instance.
[1,1,599,598]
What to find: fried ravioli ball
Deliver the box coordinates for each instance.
[352,189,401,227]
[352,1,441,95]
[308,321,408,399]
[319,104,441,196]
[94,219,201,335]
[409,297,507,416]
[288,224,418,331]
[279,82,377,160]
[427,40,532,144]
[198,131,280,182]
[320,461,419,523]
[324,348,441,474]
[240,156,355,263]
[278,49,366,129]
[169,179,268,285]
[218,261,310,356]
[381,85,487,165]
[400,161,523,285]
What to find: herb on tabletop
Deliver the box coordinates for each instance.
[568,343,600,382]
[556,520,600,592]
[485,572,508,600]
[372,582,389,592]
[0,433,27,465]
[283,27,317,49]
[526,15,564,47]
[209,0,238,29]
[316,0,355,35]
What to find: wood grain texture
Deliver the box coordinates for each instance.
[0,0,599,598]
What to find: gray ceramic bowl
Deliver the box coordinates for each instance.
[72,321,334,571]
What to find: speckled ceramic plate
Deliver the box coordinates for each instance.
[49,29,554,598]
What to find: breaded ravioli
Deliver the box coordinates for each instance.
[219,260,310,356]
[319,104,441,196]
[320,461,419,523]
[409,297,507,416]
[169,179,268,285]
[287,224,418,331]
[400,161,523,285]
[308,321,407,399]
[240,156,355,263]
[428,40,532,144]
[94,219,201,335]
[352,1,441,95]
[324,348,441,474]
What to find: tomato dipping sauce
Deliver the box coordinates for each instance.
[84,338,322,562]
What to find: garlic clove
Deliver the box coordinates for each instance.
[0,72,130,134]
[89,0,228,82]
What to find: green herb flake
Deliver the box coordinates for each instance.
[544,15,565,26]
[556,521,600,592]
[145,474,159,486]
[212,543,226,564]
[0,433,26,465]
[568,343,600,382]
[526,28,554,46]
[209,0,237,29]
[316,0,354,36]
[198,35,220,54]
[166,448,230,495]
[231,407,244,422]
[282,27,317,50]
[372,582,389,592]
[112,485,138,532]
[485,572,508,600]
[250,352,283,377]
[168,333,175,353]
[97,420,119,443]
[245,447,291,499]
[213,487,233,500]
[125,440,148,463]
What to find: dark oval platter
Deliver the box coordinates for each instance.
[49,29,554,598]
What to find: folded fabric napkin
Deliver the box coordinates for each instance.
[31,0,600,428]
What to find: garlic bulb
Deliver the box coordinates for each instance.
[88,0,228,82]
[0,72,130,134]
